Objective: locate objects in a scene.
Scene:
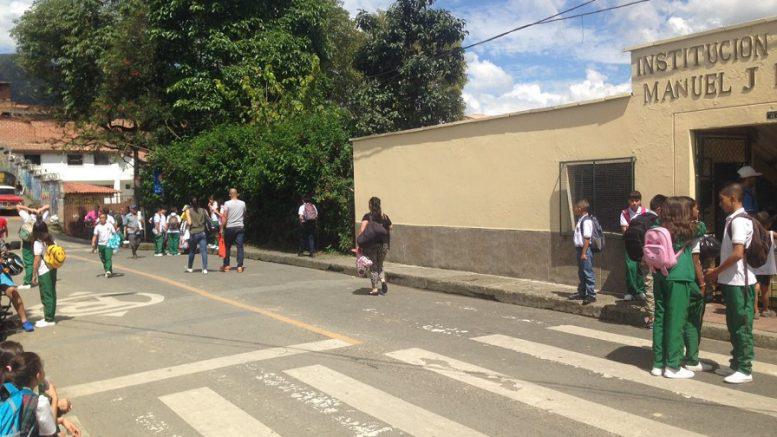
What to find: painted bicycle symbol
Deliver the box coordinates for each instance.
[28,291,164,318]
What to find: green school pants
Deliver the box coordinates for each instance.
[167,233,180,255]
[653,278,693,369]
[683,283,705,366]
[154,234,165,254]
[625,251,645,295]
[22,241,34,286]
[38,269,57,322]
[652,275,666,368]
[98,245,113,273]
[722,284,755,375]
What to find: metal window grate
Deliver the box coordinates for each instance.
[560,158,635,233]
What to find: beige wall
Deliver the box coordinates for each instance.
[354,18,777,233]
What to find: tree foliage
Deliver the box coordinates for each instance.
[351,0,467,136]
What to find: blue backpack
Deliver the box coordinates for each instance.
[0,383,38,437]
[583,215,606,253]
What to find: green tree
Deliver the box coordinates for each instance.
[351,0,468,136]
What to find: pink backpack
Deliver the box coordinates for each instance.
[642,227,688,276]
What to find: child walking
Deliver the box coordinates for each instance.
[92,214,115,278]
[705,183,757,384]
[166,208,181,256]
[31,221,57,328]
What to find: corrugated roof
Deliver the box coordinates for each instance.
[63,182,117,195]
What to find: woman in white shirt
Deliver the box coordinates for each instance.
[31,221,57,328]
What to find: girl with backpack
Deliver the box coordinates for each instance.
[1,352,57,436]
[31,221,58,329]
[647,196,704,379]
[357,197,392,296]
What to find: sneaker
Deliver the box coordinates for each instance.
[724,371,753,384]
[105,271,112,278]
[381,282,388,295]
[186,268,193,273]
[582,296,597,305]
[17,284,31,290]
[35,320,56,328]
[154,253,163,257]
[664,367,694,379]
[567,293,585,300]
[685,362,714,372]
[21,321,34,332]
[623,293,634,301]
[202,269,208,274]
[650,367,663,376]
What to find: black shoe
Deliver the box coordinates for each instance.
[568,293,585,300]
[381,282,388,295]
[582,296,597,305]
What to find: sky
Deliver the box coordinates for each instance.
[2,0,777,116]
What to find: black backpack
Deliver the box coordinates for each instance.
[623,213,657,261]
[726,213,770,270]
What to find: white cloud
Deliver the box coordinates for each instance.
[340,0,393,17]
[0,1,32,53]
[463,57,630,116]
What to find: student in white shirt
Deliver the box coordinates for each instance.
[7,352,58,437]
[152,207,167,256]
[568,199,596,304]
[620,190,648,301]
[15,203,50,289]
[166,208,181,256]
[31,221,57,328]
[92,214,116,278]
[705,183,755,384]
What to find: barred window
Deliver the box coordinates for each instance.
[560,157,635,234]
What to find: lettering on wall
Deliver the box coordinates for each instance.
[637,33,770,104]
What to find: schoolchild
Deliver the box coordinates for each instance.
[752,211,776,318]
[621,191,648,301]
[92,214,115,278]
[568,200,596,305]
[650,197,699,379]
[704,183,756,384]
[166,208,181,256]
[152,207,167,256]
[639,194,666,329]
[3,352,58,436]
[31,222,58,328]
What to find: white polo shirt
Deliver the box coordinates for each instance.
[719,208,754,286]
[574,214,593,248]
[619,206,647,228]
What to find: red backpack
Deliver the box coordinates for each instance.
[303,203,318,221]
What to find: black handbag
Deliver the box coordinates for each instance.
[357,218,388,247]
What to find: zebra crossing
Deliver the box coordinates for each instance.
[64,325,777,436]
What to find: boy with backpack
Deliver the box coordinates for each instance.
[621,191,648,301]
[298,195,318,257]
[166,208,181,256]
[705,183,770,384]
[568,200,603,305]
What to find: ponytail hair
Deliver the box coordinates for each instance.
[368,197,382,220]
[8,352,43,389]
[0,341,23,383]
[32,220,55,246]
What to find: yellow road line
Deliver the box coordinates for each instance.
[69,254,361,345]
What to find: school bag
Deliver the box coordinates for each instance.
[303,203,318,221]
[623,213,657,261]
[356,217,389,247]
[725,212,770,269]
[168,215,180,231]
[44,244,66,269]
[698,234,721,262]
[642,227,689,276]
[17,222,33,243]
[0,383,39,437]
[582,216,605,253]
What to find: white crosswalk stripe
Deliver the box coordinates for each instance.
[548,324,777,378]
[160,387,281,437]
[472,334,777,419]
[284,364,487,437]
[386,347,704,437]
[62,339,350,398]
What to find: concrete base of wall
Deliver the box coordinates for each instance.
[376,224,627,294]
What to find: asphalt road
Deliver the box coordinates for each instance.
[5,217,777,436]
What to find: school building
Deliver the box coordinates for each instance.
[352,17,777,293]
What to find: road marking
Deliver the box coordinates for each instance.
[548,324,777,378]
[386,348,704,437]
[160,387,280,437]
[472,334,777,419]
[69,254,360,345]
[67,415,90,437]
[28,291,164,318]
[284,365,486,437]
[62,339,350,398]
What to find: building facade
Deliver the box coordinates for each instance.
[352,17,777,292]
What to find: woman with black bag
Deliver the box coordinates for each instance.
[357,197,392,296]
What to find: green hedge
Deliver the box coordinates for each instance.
[144,107,354,251]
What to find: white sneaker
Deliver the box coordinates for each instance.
[650,367,663,376]
[724,371,753,384]
[202,269,208,274]
[17,284,31,290]
[154,253,163,257]
[186,268,193,273]
[105,272,112,278]
[664,367,694,379]
[685,362,714,372]
[35,320,56,328]
[623,294,634,301]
